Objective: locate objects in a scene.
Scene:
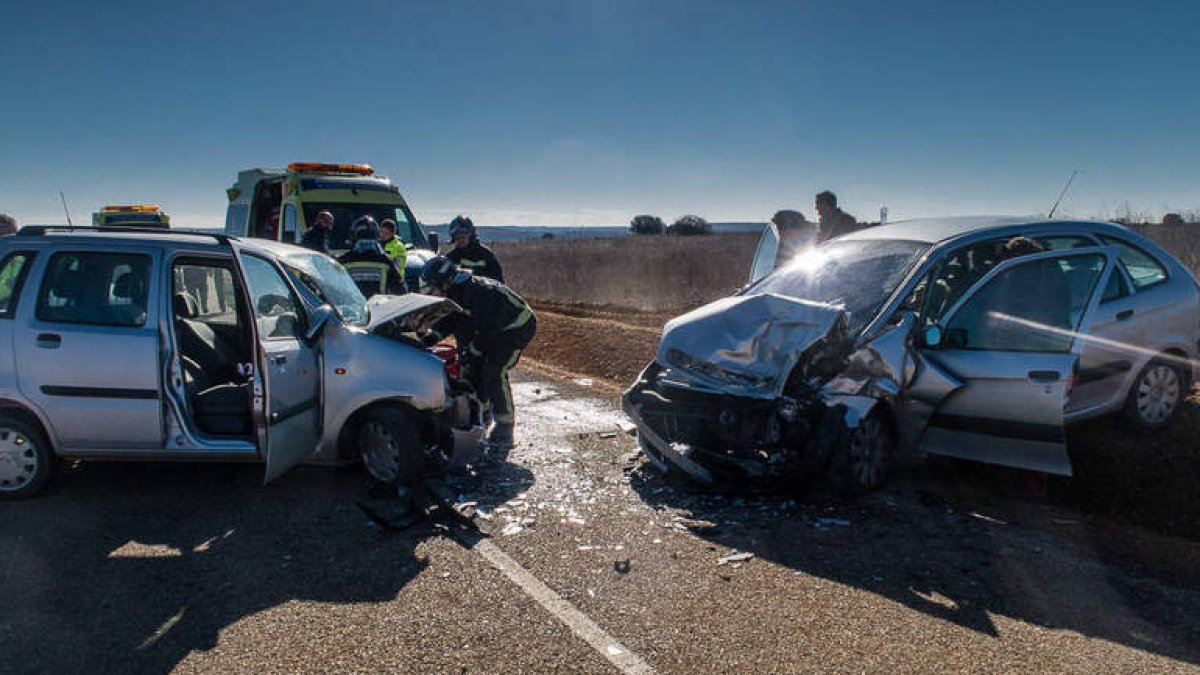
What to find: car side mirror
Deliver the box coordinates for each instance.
[305,304,336,343]
[922,324,943,348]
[427,232,439,252]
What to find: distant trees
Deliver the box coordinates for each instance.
[667,214,712,236]
[630,215,665,235]
[1162,213,1185,226]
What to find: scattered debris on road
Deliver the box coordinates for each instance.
[717,551,754,566]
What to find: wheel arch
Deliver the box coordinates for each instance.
[334,397,437,461]
[0,399,58,456]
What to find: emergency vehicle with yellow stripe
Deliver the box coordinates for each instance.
[92,204,170,228]
[223,162,438,286]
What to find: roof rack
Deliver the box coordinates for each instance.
[18,225,234,245]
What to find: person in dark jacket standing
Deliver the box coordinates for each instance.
[445,215,504,283]
[815,191,858,243]
[420,256,535,454]
[301,210,335,254]
[338,216,406,297]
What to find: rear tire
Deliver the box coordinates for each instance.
[358,408,426,486]
[0,412,54,500]
[828,410,895,495]
[1123,357,1188,432]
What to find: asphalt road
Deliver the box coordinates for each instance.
[2,370,1200,673]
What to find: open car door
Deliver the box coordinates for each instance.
[914,247,1117,475]
[748,222,781,285]
[238,252,322,483]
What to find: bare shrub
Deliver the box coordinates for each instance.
[1163,213,1185,226]
[629,215,665,235]
[667,214,711,236]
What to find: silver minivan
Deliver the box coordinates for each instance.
[0,227,483,499]
[624,217,1200,492]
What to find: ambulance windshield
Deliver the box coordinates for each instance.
[301,203,425,251]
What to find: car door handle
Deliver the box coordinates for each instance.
[36,333,61,349]
[1115,309,1134,321]
[1027,370,1060,383]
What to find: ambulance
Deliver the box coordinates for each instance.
[224,162,438,286]
[92,204,171,228]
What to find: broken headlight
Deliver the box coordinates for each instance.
[666,348,772,389]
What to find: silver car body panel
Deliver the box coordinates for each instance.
[627,221,1173,483]
[657,293,845,399]
[0,232,471,485]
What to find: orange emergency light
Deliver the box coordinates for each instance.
[287,162,374,176]
[102,204,161,213]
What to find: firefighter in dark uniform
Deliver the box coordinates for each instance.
[420,256,535,453]
[337,215,406,297]
[445,215,504,283]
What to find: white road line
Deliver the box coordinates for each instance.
[472,538,656,675]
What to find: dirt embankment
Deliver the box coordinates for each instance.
[523,302,663,386]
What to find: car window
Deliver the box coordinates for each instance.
[36,252,151,327]
[943,252,1106,353]
[748,224,780,284]
[1099,236,1167,290]
[282,204,299,244]
[0,252,35,318]
[175,261,240,321]
[1036,235,1095,251]
[1101,266,1130,303]
[240,254,304,339]
[917,237,1008,326]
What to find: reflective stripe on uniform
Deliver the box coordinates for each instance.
[457,258,489,269]
[343,261,392,292]
[502,304,532,331]
[493,347,524,424]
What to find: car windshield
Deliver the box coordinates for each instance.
[278,251,370,327]
[750,239,928,329]
[301,203,424,251]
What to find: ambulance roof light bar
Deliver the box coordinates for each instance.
[287,162,374,176]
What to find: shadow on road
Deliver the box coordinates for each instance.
[629,463,1200,665]
[0,458,529,674]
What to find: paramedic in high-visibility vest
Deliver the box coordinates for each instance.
[445,215,504,283]
[337,216,406,297]
[420,255,535,455]
[379,218,409,272]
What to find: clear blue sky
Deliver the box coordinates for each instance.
[3,0,1198,227]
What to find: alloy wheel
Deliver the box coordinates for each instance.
[360,420,401,484]
[1136,364,1181,426]
[0,426,39,493]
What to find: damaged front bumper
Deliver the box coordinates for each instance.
[622,362,839,488]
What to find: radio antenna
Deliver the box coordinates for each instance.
[59,191,75,228]
[1047,169,1079,219]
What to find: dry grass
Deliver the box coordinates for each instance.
[497,225,1200,312]
[1130,223,1200,274]
[493,233,759,311]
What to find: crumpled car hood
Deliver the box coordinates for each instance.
[366,293,463,335]
[657,293,847,398]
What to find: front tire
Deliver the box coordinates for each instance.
[1123,358,1189,431]
[358,408,426,486]
[0,413,53,500]
[828,410,895,494]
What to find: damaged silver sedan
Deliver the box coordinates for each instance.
[623,217,1200,492]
